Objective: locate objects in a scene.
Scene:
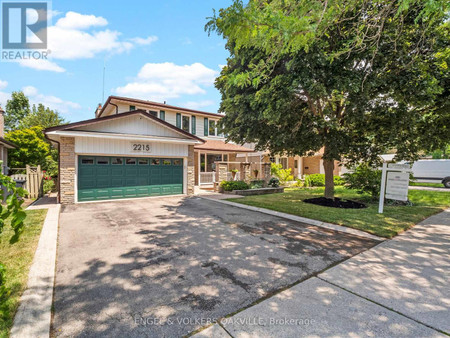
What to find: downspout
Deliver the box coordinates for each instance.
[44,134,61,204]
[110,102,119,115]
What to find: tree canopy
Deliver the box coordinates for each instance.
[20,103,66,130]
[5,127,51,169]
[207,0,449,197]
[5,91,30,131]
[4,91,66,176]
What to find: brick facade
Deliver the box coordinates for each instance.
[59,137,76,204]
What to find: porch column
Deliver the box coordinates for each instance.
[215,162,228,183]
[240,162,251,183]
[262,162,271,183]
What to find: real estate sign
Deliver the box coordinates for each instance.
[385,172,409,201]
[378,159,411,213]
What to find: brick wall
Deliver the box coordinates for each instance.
[187,145,195,195]
[303,156,321,175]
[59,137,75,204]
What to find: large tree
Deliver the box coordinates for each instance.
[4,91,30,131]
[207,0,449,198]
[5,127,51,169]
[20,103,66,129]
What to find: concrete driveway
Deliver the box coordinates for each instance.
[52,196,379,337]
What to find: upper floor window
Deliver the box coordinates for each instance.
[182,115,190,133]
[129,105,136,111]
[209,120,216,136]
[148,110,158,117]
[160,110,165,121]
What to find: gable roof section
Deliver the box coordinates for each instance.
[44,109,205,143]
[98,95,224,119]
[0,137,17,149]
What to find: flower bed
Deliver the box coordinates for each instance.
[231,187,285,196]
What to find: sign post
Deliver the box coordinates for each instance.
[378,158,411,214]
[378,162,388,213]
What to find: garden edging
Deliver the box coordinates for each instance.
[198,196,384,241]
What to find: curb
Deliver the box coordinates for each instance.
[10,204,61,338]
[198,196,383,241]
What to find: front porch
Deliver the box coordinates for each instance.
[194,139,254,187]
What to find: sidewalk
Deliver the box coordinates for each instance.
[194,209,449,337]
[10,196,60,338]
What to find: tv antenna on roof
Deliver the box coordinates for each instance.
[102,60,106,103]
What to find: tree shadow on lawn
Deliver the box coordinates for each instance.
[52,197,379,337]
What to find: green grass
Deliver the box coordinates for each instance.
[228,187,450,238]
[409,182,445,188]
[0,209,47,338]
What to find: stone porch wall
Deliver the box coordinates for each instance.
[60,137,75,204]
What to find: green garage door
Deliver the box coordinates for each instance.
[78,156,183,202]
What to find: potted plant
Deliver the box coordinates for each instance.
[253,169,259,178]
[231,169,239,180]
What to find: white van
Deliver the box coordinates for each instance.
[410,160,450,188]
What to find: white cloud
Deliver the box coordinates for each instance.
[183,100,215,110]
[18,59,65,72]
[21,86,81,114]
[115,62,217,102]
[55,11,107,30]
[0,80,9,107]
[0,80,7,90]
[22,85,38,96]
[17,11,157,72]
[48,26,133,60]
[130,36,158,45]
[0,83,81,114]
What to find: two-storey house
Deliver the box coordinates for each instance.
[45,96,252,204]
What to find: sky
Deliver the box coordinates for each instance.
[0,0,233,122]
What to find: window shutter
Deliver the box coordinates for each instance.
[191,116,196,135]
[176,113,181,128]
[160,110,165,121]
[204,118,208,136]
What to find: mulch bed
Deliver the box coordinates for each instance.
[304,197,367,209]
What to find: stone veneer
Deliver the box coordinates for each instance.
[59,137,76,204]
[187,145,195,195]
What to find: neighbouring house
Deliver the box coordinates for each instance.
[0,106,17,174]
[236,146,342,179]
[44,96,253,204]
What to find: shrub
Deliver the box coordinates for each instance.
[268,177,280,187]
[220,180,249,191]
[304,174,325,187]
[250,180,265,189]
[43,179,55,194]
[334,176,345,186]
[270,163,294,183]
[343,164,382,197]
[304,174,345,187]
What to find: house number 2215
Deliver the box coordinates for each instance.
[132,143,151,152]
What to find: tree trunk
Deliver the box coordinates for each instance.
[323,158,335,199]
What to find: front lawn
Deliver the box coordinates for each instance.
[0,209,47,337]
[227,187,450,238]
[410,182,445,188]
